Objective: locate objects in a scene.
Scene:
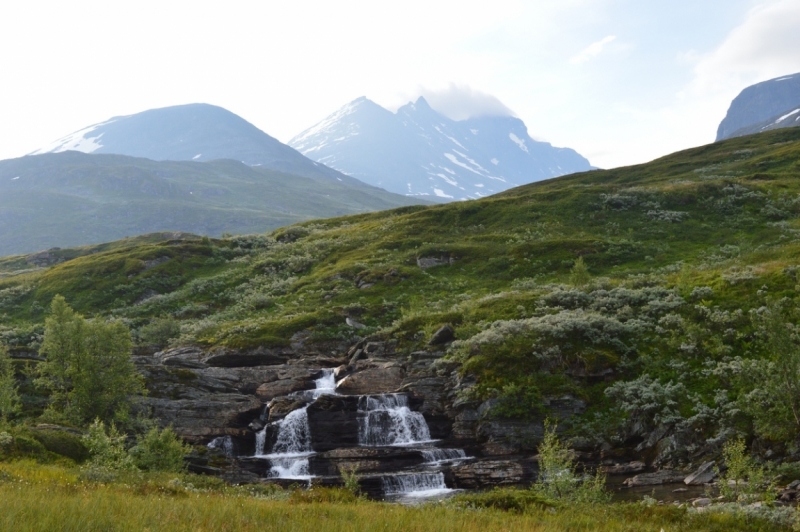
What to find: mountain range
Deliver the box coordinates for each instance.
[30,103,350,181]
[289,96,592,200]
[716,72,800,140]
[0,151,421,256]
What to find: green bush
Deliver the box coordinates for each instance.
[82,419,136,472]
[532,420,610,504]
[31,429,89,463]
[129,426,189,473]
[717,438,777,503]
[137,317,181,348]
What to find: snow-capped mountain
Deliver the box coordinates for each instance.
[30,103,348,181]
[717,73,800,141]
[289,96,592,200]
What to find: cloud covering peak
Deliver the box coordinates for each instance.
[413,84,516,121]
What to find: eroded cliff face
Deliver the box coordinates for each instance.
[133,332,597,494]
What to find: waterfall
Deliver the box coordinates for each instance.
[358,394,432,446]
[381,472,450,497]
[255,371,337,480]
[311,368,336,397]
[257,406,314,479]
[207,436,234,458]
[420,448,467,464]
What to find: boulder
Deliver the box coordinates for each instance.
[255,379,312,401]
[428,325,455,345]
[684,461,716,485]
[623,470,686,487]
[336,366,405,395]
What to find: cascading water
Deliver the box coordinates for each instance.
[358,394,432,446]
[310,368,336,398]
[207,435,234,458]
[255,368,338,479]
[420,448,467,464]
[381,472,451,498]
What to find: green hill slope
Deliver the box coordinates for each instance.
[4,128,800,450]
[0,152,426,256]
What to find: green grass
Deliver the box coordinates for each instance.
[0,460,790,532]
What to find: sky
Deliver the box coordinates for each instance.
[1,1,800,169]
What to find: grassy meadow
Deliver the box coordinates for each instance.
[0,461,792,532]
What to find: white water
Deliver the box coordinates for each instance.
[254,371,340,479]
[311,368,337,397]
[382,472,452,498]
[207,435,234,458]
[358,394,432,446]
[420,448,467,464]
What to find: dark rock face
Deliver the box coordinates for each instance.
[306,395,361,451]
[144,393,262,444]
[716,72,800,140]
[450,459,538,489]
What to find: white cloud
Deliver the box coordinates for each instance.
[570,35,616,64]
[406,84,517,121]
[690,0,800,96]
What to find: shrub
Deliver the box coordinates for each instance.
[532,420,609,504]
[31,429,89,463]
[129,426,189,473]
[137,317,181,348]
[82,419,136,472]
[717,438,777,503]
[0,344,20,421]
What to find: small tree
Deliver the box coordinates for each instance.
[717,438,777,503]
[130,426,189,472]
[38,295,144,425]
[0,344,21,422]
[82,419,136,472]
[740,302,800,442]
[532,420,609,504]
[569,257,590,287]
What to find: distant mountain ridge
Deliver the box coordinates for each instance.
[289,96,592,200]
[0,151,424,256]
[717,73,800,141]
[30,103,349,181]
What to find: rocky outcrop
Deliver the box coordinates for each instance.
[145,393,262,445]
[684,461,716,485]
[336,366,405,395]
[450,458,537,489]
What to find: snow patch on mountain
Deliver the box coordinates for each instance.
[290,96,592,201]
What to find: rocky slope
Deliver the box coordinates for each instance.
[289,96,592,200]
[716,72,800,140]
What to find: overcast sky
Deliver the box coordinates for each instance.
[1,0,800,169]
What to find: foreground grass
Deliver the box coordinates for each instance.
[0,461,792,532]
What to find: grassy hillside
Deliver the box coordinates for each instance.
[0,151,426,256]
[4,128,800,448]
